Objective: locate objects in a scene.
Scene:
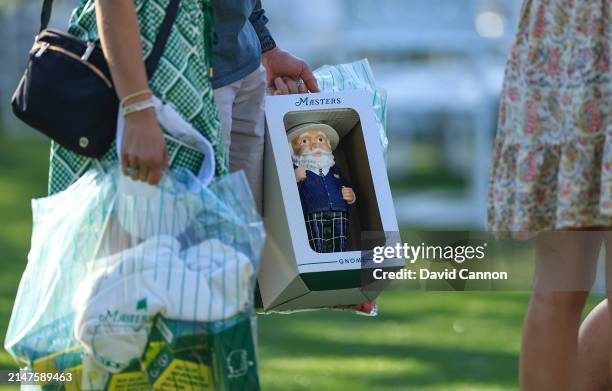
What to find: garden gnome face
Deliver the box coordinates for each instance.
[288,123,339,173]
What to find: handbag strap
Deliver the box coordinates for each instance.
[39,0,180,79]
[40,0,53,34]
[143,0,180,78]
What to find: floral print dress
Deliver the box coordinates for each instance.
[488,0,611,234]
[48,0,226,195]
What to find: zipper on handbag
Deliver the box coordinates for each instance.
[81,41,96,61]
[32,42,112,88]
[34,42,50,57]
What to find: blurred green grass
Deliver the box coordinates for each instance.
[258,291,529,391]
[0,134,598,390]
[0,134,49,390]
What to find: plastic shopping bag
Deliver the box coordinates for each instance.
[314,58,389,154]
[5,167,264,390]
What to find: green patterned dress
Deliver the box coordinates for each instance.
[48,0,226,195]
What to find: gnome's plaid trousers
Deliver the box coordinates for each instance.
[305,211,348,253]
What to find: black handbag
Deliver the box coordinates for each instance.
[11,0,180,158]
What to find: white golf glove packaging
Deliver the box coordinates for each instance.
[4,164,264,388]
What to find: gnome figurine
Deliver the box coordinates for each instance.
[287,122,356,253]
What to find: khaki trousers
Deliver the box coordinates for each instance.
[213,65,267,213]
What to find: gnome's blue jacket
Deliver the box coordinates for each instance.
[297,165,349,215]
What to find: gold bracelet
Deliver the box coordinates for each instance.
[120,89,152,107]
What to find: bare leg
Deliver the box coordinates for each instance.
[577,299,611,391]
[605,232,612,388]
[520,231,601,391]
[521,291,589,390]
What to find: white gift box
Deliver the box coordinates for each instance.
[259,91,403,311]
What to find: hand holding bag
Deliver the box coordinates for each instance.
[11,0,180,158]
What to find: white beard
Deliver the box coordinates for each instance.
[292,149,335,175]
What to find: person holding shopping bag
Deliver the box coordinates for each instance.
[487,0,610,389]
[48,0,224,194]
